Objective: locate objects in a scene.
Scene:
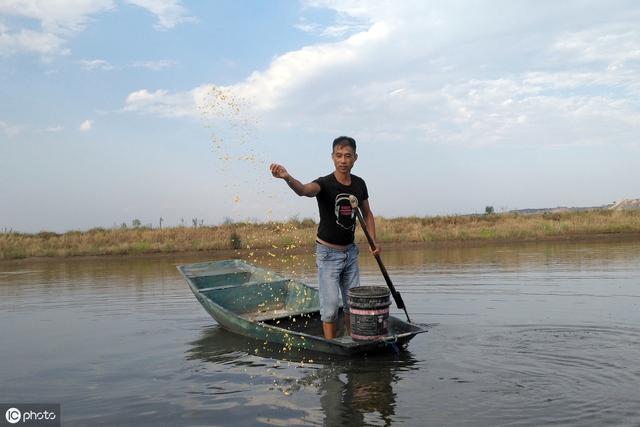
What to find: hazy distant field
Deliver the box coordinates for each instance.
[2,210,640,260]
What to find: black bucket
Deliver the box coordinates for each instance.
[348,286,391,341]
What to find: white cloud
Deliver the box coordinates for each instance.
[130,59,177,70]
[122,1,640,148]
[0,0,191,56]
[0,0,114,56]
[44,125,64,132]
[124,0,195,30]
[124,89,196,118]
[79,120,93,132]
[553,27,640,64]
[439,78,640,147]
[234,22,390,110]
[0,0,114,33]
[0,29,66,56]
[295,14,370,38]
[76,58,177,71]
[123,21,391,117]
[0,119,21,138]
[294,21,320,34]
[78,59,115,71]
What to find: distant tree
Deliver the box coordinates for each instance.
[132,218,142,228]
[192,218,198,228]
[159,217,163,230]
[485,206,495,215]
[121,222,128,229]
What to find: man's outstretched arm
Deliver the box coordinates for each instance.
[270,163,321,197]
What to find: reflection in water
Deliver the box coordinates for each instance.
[317,361,398,426]
[187,326,418,426]
[2,239,638,288]
[365,238,640,269]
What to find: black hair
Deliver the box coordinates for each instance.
[332,136,357,152]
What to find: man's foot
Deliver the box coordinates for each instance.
[322,321,336,339]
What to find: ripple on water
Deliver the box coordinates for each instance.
[453,324,640,425]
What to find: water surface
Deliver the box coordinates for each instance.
[1,240,639,426]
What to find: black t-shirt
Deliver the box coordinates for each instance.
[313,173,369,245]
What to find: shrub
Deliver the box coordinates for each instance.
[300,217,316,228]
[35,231,60,240]
[230,231,242,249]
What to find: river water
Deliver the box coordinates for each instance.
[1,240,639,426]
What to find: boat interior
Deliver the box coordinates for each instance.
[179,259,321,322]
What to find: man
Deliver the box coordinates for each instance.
[270,136,379,339]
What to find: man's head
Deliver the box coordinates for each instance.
[332,136,356,153]
[331,136,357,174]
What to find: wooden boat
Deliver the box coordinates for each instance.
[177,259,427,356]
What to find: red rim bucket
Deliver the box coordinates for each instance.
[348,286,391,341]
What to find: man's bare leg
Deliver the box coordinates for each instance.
[322,321,336,339]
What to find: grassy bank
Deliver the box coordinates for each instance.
[2,210,640,260]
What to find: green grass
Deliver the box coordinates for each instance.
[1,210,640,260]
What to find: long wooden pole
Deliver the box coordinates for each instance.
[349,196,412,323]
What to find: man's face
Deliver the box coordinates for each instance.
[331,144,357,173]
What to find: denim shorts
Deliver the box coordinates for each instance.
[315,242,360,322]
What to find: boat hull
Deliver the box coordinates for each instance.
[178,259,427,356]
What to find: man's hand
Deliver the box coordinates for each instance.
[270,163,290,180]
[370,244,381,256]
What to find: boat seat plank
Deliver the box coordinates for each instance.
[185,267,249,277]
[196,278,291,293]
[247,308,319,322]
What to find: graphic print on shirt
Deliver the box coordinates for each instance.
[334,193,355,230]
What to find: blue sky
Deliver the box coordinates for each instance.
[1,0,639,232]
